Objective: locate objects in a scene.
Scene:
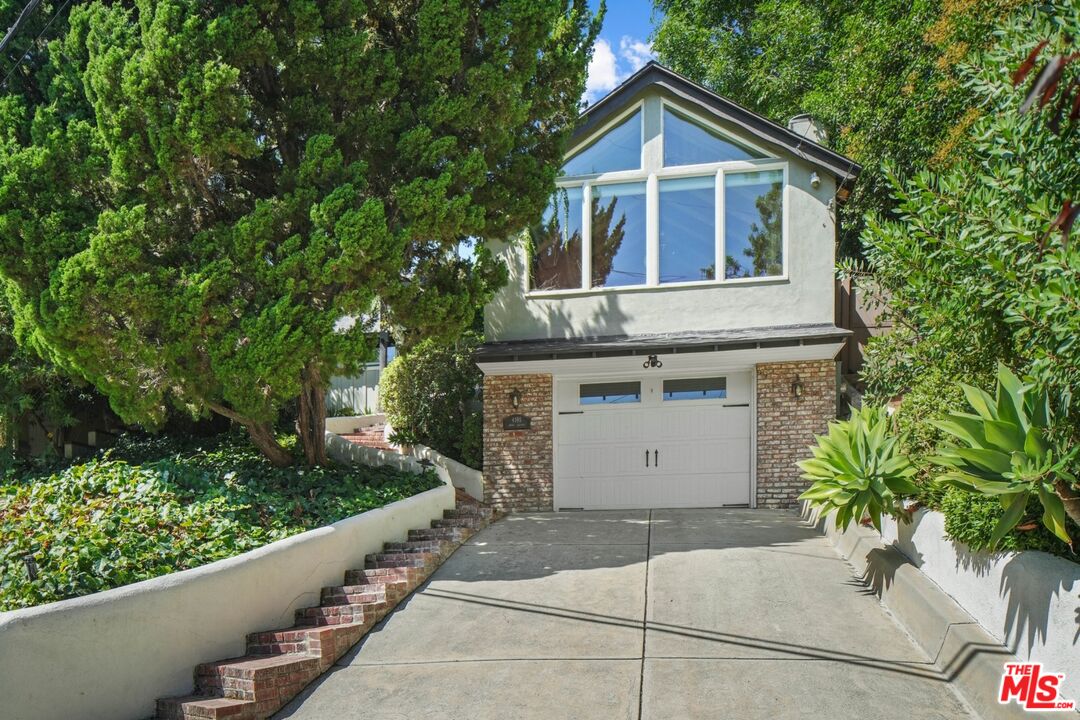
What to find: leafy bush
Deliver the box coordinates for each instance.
[858,0,1080,553]
[939,488,1074,555]
[0,435,440,611]
[379,332,483,468]
[798,406,918,531]
[931,365,1077,549]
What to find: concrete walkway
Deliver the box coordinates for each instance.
[275,510,977,720]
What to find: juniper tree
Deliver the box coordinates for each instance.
[0,0,599,465]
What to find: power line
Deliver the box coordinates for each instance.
[0,0,74,90]
[0,0,44,56]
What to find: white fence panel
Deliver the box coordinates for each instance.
[327,365,382,414]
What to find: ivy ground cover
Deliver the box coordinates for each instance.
[0,435,440,611]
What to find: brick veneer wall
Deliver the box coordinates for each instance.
[755,359,837,508]
[482,373,553,512]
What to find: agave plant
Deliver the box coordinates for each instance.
[930,364,1077,550]
[798,406,919,532]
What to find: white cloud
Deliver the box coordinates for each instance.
[584,35,656,104]
[585,38,620,102]
[619,36,654,73]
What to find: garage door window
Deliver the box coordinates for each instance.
[580,381,641,405]
[663,377,727,401]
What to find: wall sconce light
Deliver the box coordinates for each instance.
[508,388,522,409]
[791,374,804,399]
[810,171,821,189]
[643,354,663,369]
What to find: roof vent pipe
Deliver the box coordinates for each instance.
[787,113,828,146]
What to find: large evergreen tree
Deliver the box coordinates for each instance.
[0,0,600,465]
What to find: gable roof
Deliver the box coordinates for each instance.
[575,62,861,184]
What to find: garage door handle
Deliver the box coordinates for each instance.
[654,449,659,467]
[723,403,749,407]
[645,450,649,468]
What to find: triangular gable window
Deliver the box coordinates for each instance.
[560,109,642,177]
[663,108,766,166]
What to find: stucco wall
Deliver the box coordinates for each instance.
[482,373,554,511]
[484,152,837,342]
[755,359,836,507]
[0,456,454,720]
[880,509,1080,703]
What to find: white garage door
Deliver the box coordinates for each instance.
[554,371,752,510]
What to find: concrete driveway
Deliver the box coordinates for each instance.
[276,510,976,720]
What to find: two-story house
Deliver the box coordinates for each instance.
[475,63,859,513]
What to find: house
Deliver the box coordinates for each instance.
[474,63,860,513]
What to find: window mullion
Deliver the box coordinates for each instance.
[581,183,592,290]
[646,174,659,286]
[716,168,725,283]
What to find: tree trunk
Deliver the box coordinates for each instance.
[207,401,294,467]
[245,420,294,467]
[297,364,328,466]
[1054,477,1080,530]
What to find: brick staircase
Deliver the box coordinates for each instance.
[338,424,395,452]
[156,492,496,719]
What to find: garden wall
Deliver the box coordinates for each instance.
[0,451,455,720]
[880,509,1080,703]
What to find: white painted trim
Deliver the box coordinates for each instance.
[646,173,659,286]
[581,182,593,291]
[749,366,758,509]
[478,343,844,378]
[549,374,560,511]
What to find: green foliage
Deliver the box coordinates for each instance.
[859,0,1080,551]
[0,434,440,611]
[379,333,483,469]
[939,487,1074,555]
[798,406,918,531]
[653,0,1025,253]
[930,364,1076,548]
[0,300,80,452]
[0,1,600,464]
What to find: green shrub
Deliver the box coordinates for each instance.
[379,332,483,468]
[798,406,918,531]
[931,364,1077,549]
[939,487,1074,555]
[0,435,440,611]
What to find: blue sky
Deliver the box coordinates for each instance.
[585,0,659,104]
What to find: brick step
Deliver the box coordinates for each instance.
[431,517,485,530]
[157,694,258,720]
[319,583,391,607]
[408,527,472,543]
[444,507,494,520]
[246,622,367,661]
[382,539,454,557]
[343,566,425,587]
[295,600,384,627]
[364,551,438,569]
[195,654,320,702]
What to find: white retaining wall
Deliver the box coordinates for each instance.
[880,509,1080,702]
[0,444,455,720]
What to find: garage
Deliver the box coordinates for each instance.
[553,370,752,510]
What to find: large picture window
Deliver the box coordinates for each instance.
[531,100,787,292]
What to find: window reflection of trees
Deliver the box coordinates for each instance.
[590,195,627,287]
[726,181,783,279]
[530,188,582,290]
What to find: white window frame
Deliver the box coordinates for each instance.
[526,96,789,296]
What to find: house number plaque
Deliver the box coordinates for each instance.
[502,414,532,431]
